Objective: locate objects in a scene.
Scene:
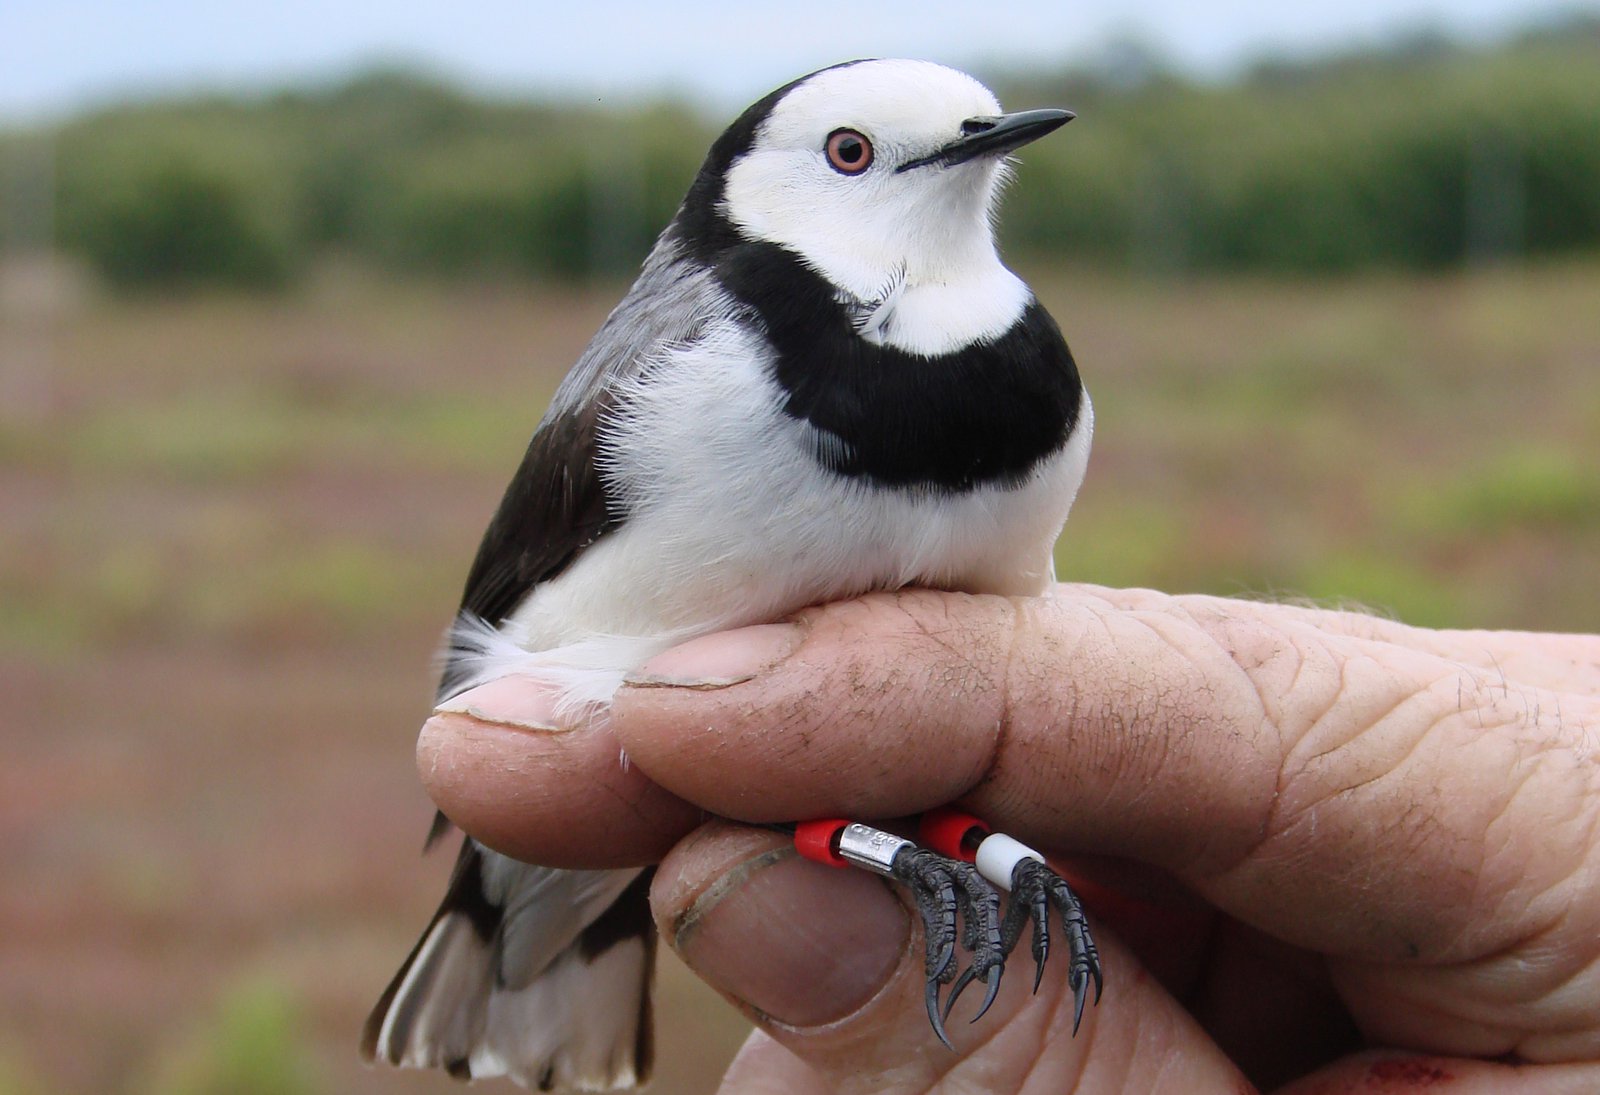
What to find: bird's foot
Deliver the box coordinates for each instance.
[889,846,1005,1047]
[920,808,1102,1033]
[791,816,1099,1047]
[1000,856,1102,1031]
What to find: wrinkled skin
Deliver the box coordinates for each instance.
[418,585,1600,1094]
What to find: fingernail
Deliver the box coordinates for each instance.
[672,850,909,1028]
[429,675,566,732]
[624,623,801,689]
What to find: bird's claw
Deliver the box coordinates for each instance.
[943,963,1004,1025]
[891,847,1004,1044]
[922,975,952,1050]
[1002,857,1103,1032]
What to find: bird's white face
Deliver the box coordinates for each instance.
[721,60,1022,319]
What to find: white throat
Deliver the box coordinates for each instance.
[721,159,1031,355]
[854,262,1030,356]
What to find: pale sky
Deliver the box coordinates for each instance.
[0,0,1590,122]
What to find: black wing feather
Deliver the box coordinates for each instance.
[436,392,620,701]
[423,393,621,847]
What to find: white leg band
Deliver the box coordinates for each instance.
[973,833,1047,892]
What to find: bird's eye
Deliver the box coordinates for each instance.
[825,129,874,175]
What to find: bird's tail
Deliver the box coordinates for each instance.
[362,840,655,1091]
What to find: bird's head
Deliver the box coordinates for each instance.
[679,59,1072,307]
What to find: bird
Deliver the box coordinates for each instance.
[362,58,1098,1091]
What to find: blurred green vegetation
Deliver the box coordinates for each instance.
[135,980,320,1095]
[1002,21,1600,274]
[4,18,1599,290]
[16,72,705,289]
[0,1047,46,1095]
[1424,446,1600,534]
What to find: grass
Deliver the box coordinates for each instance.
[0,1049,47,1095]
[1,255,1597,1093]
[134,980,320,1095]
[1423,445,1600,534]
[1037,259,1600,632]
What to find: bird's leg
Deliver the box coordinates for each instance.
[784,813,1101,1043]
[791,820,1005,1048]
[919,808,1103,1033]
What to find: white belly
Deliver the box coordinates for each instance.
[465,324,1092,712]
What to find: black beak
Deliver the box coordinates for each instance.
[898,108,1074,172]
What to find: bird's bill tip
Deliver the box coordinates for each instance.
[898,107,1074,172]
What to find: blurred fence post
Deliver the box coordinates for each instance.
[586,125,647,279]
[1130,155,1190,277]
[1466,132,1526,265]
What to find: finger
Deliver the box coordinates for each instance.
[718,1028,836,1095]
[415,674,705,867]
[611,589,1600,964]
[1044,864,1364,1087]
[1090,583,1600,694]
[656,822,1250,1095]
[614,588,1278,863]
[1189,917,1360,1087]
[1271,1052,1600,1094]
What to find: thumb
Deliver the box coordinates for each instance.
[653,822,1247,1095]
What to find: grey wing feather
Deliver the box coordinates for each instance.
[543,238,727,423]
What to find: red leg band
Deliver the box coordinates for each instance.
[793,819,851,867]
[919,807,990,863]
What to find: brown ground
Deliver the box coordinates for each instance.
[1,256,1595,1093]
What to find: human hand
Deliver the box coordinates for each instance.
[417,585,1600,1093]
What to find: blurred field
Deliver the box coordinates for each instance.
[1,254,1597,1094]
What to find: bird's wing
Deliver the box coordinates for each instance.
[439,242,726,700]
[375,245,724,1083]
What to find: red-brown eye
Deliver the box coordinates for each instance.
[825,129,873,175]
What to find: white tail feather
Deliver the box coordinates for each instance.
[373,912,494,1070]
[471,937,654,1090]
[365,848,652,1090]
